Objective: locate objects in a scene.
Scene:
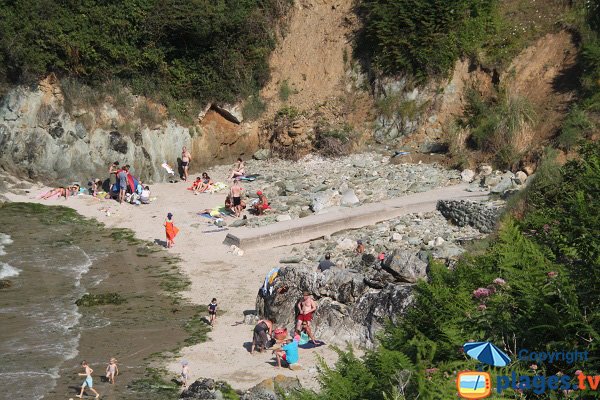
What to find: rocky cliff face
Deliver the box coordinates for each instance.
[0,78,259,184]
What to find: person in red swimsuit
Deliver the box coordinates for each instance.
[296,291,319,344]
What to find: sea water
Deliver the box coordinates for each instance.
[0,203,196,400]
[0,225,107,399]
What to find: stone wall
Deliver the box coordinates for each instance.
[436,199,503,234]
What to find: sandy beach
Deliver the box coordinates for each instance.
[7,175,340,392]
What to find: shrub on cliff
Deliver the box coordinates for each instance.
[355,0,497,80]
[0,0,292,106]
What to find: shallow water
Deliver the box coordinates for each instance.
[0,203,197,400]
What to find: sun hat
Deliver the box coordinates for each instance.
[167,212,173,219]
[181,360,188,366]
[256,190,263,195]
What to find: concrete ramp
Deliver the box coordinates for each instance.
[223,184,488,250]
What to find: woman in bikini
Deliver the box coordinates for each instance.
[228,158,245,180]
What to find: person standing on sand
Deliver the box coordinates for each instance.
[77,360,100,398]
[181,146,191,182]
[164,212,179,248]
[180,360,190,389]
[296,291,319,344]
[117,165,129,204]
[105,357,119,384]
[229,180,244,217]
[208,298,218,326]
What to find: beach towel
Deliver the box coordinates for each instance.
[162,162,175,175]
[262,267,279,296]
[206,182,227,194]
[165,221,179,240]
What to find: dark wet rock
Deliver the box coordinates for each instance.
[0,279,12,289]
[109,131,128,154]
[181,378,216,399]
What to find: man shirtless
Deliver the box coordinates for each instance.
[229,180,244,217]
[181,146,191,181]
[296,291,319,344]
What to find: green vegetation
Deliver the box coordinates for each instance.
[279,80,294,102]
[242,94,267,121]
[76,292,126,307]
[183,312,211,346]
[128,367,179,395]
[460,88,536,169]
[315,123,356,157]
[0,0,292,111]
[356,0,497,80]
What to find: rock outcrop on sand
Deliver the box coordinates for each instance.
[256,264,416,348]
[181,375,300,400]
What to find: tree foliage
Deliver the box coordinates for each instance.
[0,0,291,105]
[355,0,497,79]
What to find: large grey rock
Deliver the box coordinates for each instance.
[382,250,428,283]
[310,189,340,212]
[253,148,271,160]
[478,165,493,176]
[241,375,301,400]
[490,172,516,194]
[514,171,527,185]
[460,169,475,183]
[256,265,415,347]
[340,189,360,206]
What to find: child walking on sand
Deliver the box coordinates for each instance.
[164,212,179,248]
[181,360,190,389]
[105,357,119,384]
[208,298,218,326]
[77,360,100,398]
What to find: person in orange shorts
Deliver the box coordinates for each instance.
[164,212,179,248]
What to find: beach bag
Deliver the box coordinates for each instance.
[299,332,309,345]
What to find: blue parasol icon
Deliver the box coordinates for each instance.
[463,341,511,367]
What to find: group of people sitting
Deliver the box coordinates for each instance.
[251,291,320,369]
[107,162,151,205]
[189,172,214,194]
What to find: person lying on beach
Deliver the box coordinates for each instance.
[228,158,245,180]
[105,357,119,384]
[77,360,100,398]
[40,187,68,200]
[253,191,270,215]
[194,172,214,194]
